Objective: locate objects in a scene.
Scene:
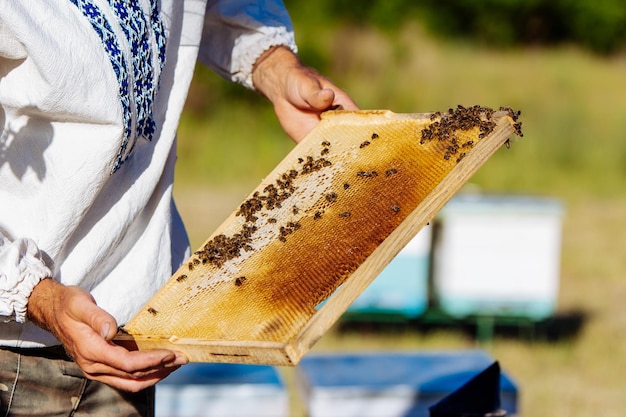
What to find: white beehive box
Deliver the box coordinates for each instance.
[432,194,564,320]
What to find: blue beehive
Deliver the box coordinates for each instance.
[346,225,432,319]
[296,350,518,417]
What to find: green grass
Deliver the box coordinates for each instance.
[177,22,626,201]
[173,22,626,417]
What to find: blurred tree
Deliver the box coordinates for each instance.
[284,0,626,54]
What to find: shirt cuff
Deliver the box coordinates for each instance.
[0,236,52,323]
[231,26,297,90]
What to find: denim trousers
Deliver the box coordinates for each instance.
[0,346,154,417]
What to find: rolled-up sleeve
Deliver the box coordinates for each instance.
[198,0,298,89]
[0,232,52,323]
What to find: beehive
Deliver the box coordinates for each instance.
[116,107,522,365]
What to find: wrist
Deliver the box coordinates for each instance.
[27,277,62,332]
[251,45,300,103]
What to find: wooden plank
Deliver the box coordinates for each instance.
[117,107,521,365]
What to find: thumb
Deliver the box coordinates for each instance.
[293,70,335,110]
[89,306,118,341]
[70,289,119,341]
[304,87,335,111]
[98,319,117,341]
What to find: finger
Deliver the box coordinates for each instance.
[287,67,333,110]
[304,87,336,110]
[63,286,119,341]
[330,89,359,111]
[78,342,185,379]
[62,288,187,374]
[82,302,118,341]
[316,78,359,111]
[87,364,182,393]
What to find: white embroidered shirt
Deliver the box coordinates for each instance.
[0,0,296,347]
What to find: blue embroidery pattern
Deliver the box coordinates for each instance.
[69,0,167,173]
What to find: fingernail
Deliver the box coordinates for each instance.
[174,353,188,365]
[100,323,110,339]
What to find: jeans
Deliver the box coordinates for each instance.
[0,346,154,417]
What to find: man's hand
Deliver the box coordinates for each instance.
[252,46,359,142]
[27,278,187,392]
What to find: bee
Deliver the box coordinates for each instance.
[176,274,188,282]
[322,140,331,147]
[359,141,370,148]
[235,276,247,286]
[339,212,351,218]
[371,133,379,139]
[314,211,322,220]
[147,307,158,316]
[391,205,401,213]
[343,183,350,190]
[279,226,293,236]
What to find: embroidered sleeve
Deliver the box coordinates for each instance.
[199,0,298,90]
[0,232,52,323]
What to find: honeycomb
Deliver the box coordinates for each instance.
[119,106,521,363]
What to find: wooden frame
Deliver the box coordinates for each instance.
[116,108,520,365]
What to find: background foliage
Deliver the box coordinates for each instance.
[177,1,626,200]
[288,0,626,54]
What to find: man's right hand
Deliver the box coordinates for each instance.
[27,278,187,392]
